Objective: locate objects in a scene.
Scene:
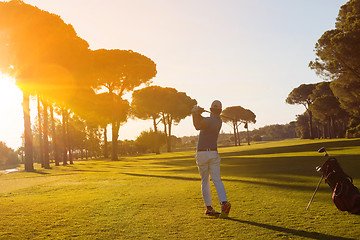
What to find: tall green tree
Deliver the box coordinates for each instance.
[222,106,245,146]
[309,0,360,135]
[91,49,156,160]
[222,106,256,146]
[73,91,113,159]
[286,84,317,139]
[310,96,342,139]
[295,113,310,139]
[162,90,196,152]
[132,86,196,152]
[131,86,164,154]
[310,81,347,138]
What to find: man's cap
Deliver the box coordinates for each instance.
[211,100,222,110]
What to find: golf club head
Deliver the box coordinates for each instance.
[318,147,325,153]
[318,147,328,157]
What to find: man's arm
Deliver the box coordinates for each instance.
[191,105,208,130]
[192,112,207,130]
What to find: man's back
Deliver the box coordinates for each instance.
[197,114,222,150]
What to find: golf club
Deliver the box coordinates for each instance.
[306,175,324,210]
[318,147,328,157]
[306,147,328,210]
[202,109,236,121]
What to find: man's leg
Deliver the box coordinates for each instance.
[209,152,231,218]
[209,152,227,203]
[196,152,212,207]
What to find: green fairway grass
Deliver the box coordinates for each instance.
[1,139,360,239]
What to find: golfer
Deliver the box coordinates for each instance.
[192,100,231,218]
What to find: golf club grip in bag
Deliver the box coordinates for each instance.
[320,157,360,214]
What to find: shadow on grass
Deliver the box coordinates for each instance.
[123,172,200,181]
[223,155,360,180]
[70,169,111,173]
[145,140,360,180]
[220,139,360,158]
[122,173,321,192]
[28,170,51,175]
[227,218,357,240]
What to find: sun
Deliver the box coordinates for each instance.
[0,73,23,116]
[0,73,22,107]
[0,73,23,149]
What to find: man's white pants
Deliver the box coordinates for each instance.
[195,151,227,206]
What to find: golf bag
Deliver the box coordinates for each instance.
[319,157,360,214]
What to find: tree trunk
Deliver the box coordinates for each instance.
[50,104,60,166]
[153,116,160,154]
[111,121,120,161]
[42,100,50,169]
[62,109,68,165]
[331,116,336,138]
[236,122,241,146]
[103,126,108,158]
[69,149,73,164]
[23,92,34,172]
[328,116,333,139]
[66,114,73,165]
[37,96,44,166]
[162,113,169,151]
[167,116,172,152]
[110,90,119,161]
[308,110,314,139]
[232,121,237,146]
[322,124,327,139]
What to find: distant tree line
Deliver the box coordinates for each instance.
[250,122,297,141]
[179,122,296,148]
[287,0,360,139]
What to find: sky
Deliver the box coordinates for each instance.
[0,0,349,150]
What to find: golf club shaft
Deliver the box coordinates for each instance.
[306,175,324,210]
[203,109,235,121]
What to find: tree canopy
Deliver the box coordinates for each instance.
[91,49,157,96]
[309,0,360,135]
[0,0,159,167]
[131,86,196,152]
[221,106,256,146]
[286,83,317,139]
[90,49,156,160]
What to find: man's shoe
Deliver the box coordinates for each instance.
[205,208,220,217]
[219,202,231,219]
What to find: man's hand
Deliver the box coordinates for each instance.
[192,105,204,114]
[192,105,206,130]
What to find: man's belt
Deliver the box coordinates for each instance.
[197,148,217,152]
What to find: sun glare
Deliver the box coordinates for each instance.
[0,73,23,149]
[0,74,22,106]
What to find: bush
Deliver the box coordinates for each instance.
[136,130,166,153]
[0,141,19,167]
[252,134,262,141]
[346,124,360,138]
